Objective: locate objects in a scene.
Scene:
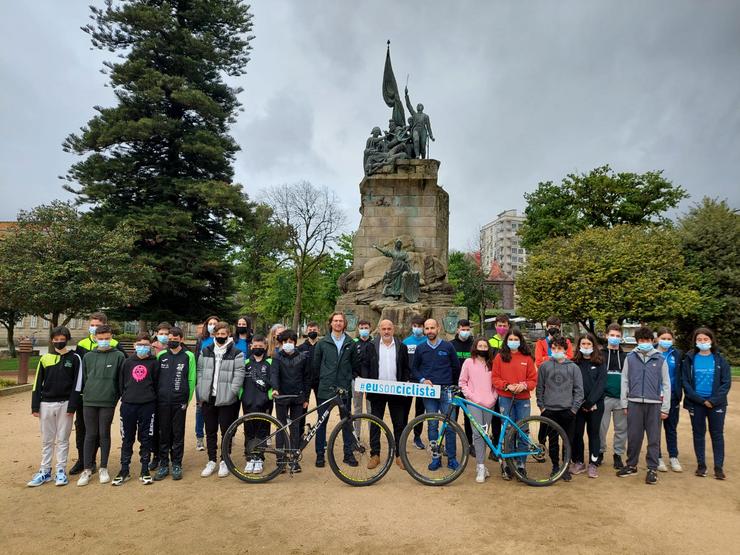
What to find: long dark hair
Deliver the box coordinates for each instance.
[199,315,220,340]
[232,315,253,343]
[573,333,604,365]
[500,328,532,363]
[471,336,492,369]
[691,327,718,354]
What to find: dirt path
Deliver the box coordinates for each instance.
[2,389,739,554]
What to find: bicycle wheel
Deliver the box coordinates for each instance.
[221,412,290,483]
[327,414,394,486]
[502,415,570,486]
[398,413,469,486]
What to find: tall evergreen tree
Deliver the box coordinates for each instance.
[63,0,257,323]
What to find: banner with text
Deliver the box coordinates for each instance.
[354,378,441,399]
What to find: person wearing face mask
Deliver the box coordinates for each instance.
[148,321,171,470]
[196,321,245,478]
[487,314,510,459]
[193,315,220,452]
[241,335,275,475]
[232,316,253,358]
[298,321,321,435]
[654,327,684,473]
[151,322,172,356]
[458,337,497,483]
[113,333,158,486]
[27,326,83,487]
[681,327,732,480]
[536,336,584,482]
[403,315,427,450]
[353,320,375,436]
[617,327,671,485]
[599,322,629,469]
[451,319,476,455]
[534,316,574,369]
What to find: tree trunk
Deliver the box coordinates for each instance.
[51,312,60,328]
[139,320,148,334]
[292,268,304,331]
[5,322,16,357]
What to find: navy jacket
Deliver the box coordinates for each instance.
[681,350,732,409]
[411,339,461,386]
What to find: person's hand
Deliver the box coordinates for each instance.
[303,402,308,409]
[272,390,279,398]
[66,412,74,418]
[660,412,669,420]
[423,380,433,386]
[703,400,713,408]
[623,409,628,416]
[32,412,39,418]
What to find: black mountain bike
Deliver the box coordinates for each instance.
[221,388,394,486]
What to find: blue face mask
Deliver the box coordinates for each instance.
[135,345,150,357]
[459,330,471,340]
[696,342,712,352]
[658,339,673,349]
[637,343,653,352]
[359,329,370,339]
[579,347,593,356]
[97,339,111,350]
[507,340,520,350]
[88,326,98,336]
[282,342,295,354]
[412,327,423,337]
[607,336,621,347]
[552,351,566,360]
[157,335,169,344]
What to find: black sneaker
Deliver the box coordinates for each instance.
[292,462,302,474]
[613,454,624,470]
[140,466,153,485]
[343,455,359,467]
[695,464,708,477]
[645,469,658,485]
[595,453,604,466]
[69,460,84,475]
[315,456,325,468]
[617,465,638,477]
[501,464,512,481]
[171,465,183,481]
[562,470,572,482]
[469,445,476,458]
[112,467,130,486]
[714,467,725,480]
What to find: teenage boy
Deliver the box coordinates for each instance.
[242,335,274,474]
[27,326,82,487]
[534,316,573,368]
[77,325,125,486]
[154,326,195,481]
[451,319,475,454]
[618,327,671,485]
[403,315,427,450]
[411,318,462,470]
[113,333,158,486]
[271,329,310,472]
[70,311,125,475]
[147,321,171,470]
[353,320,375,435]
[487,314,510,458]
[536,336,584,481]
[600,323,628,468]
[298,321,321,434]
[151,322,172,356]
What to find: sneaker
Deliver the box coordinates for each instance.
[291,462,302,473]
[475,464,489,483]
[413,436,425,450]
[501,463,512,481]
[367,455,380,470]
[201,460,217,477]
[244,460,255,474]
[140,467,153,485]
[613,454,624,470]
[218,460,229,478]
[562,470,572,482]
[315,456,325,468]
[469,445,476,458]
[154,466,169,481]
[551,465,561,478]
[196,437,205,451]
[148,459,160,471]
[570,462,586,475]
[645,469,658,485]
[343,455,359,467]
[77,469,93,486]
[714,467,726,480]
[695,464,708,477]
[587,463,599,479]
[447,457,460,470]
[69,460,84,475]
[112,468,130,486]
[55,469,69,486]
[617,465,638,477]
[516,467,528,480]
[428,457,442,471]
[99,468,110,484]
[657,458,668,472]
[27,470,52,487]
[595,453,604,466]
[669,457,683,472]
[172,465,183,480]
[253,460,264,474]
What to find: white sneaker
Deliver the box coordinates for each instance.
[253,460,264,474]
[669,457,683,472]
[218,460,229,478]
[98,468,110,484]
[201,460,217,477]
[476,464,487,483]
[244,460,255,474]
[77,469,92,487]
[657,458,668,472]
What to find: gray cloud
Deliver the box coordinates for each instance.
[1,1,739,249]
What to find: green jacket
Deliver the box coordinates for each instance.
[314,332,359,400]
[82,348,125,407]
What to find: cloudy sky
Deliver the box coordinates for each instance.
[1,1,739,249]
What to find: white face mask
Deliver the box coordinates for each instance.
[282,343,295,354]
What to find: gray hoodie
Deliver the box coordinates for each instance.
[536,358,584,412]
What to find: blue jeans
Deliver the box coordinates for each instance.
[195,404,204,439]
[422,386,458,460]
[688,403,726,468]
[660,403,680,459]
[498,396,531,466]
[315,396,354,459]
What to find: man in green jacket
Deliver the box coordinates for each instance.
[313,311,360,468]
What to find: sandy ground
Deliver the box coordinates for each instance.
[2,389,739,554]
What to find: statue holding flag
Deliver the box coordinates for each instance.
[382,40,406,128]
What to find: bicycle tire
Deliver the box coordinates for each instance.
[503,415,570,487]
[398,413,469,486]
[221,412,290,483]
[327,413,394,486]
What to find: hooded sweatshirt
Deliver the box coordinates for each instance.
[31,350,83,413]
[120,352,158,404]
[459,356,497,408]
[536,358,584,412]
[82,348,125,408]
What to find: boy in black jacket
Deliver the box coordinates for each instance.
[113,333,158,486]
[242,335,273,475]
[28,326,82,487]
[451,319,475,455]
[272,329,310,472]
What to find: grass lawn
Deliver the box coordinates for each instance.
[0,356,40,373]
[733,367,740,377]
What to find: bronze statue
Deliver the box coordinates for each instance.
[373,240,420,303]
[404,86,434,159]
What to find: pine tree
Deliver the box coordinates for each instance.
[63,0,257,323]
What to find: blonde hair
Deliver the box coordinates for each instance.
[268,323,286,358]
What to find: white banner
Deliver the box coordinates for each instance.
[354,377,441,399]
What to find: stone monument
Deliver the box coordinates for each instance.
[335,43,467,337]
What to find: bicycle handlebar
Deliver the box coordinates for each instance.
[272,394,300,400]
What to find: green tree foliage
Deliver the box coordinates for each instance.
[677,198,740,362]
[517,226,702,333]
[519,165,688,249]
[62,0,258,323]
[0,202,151,330]
[447,251,498,329]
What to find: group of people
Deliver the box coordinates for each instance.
[27,309,731,489]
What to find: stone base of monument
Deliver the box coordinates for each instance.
[337,159,467,337]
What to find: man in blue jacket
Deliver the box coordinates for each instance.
[411,318,461,470]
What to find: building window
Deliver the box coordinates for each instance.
[30,316,38,328]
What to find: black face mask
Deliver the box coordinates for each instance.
[547,327,560,337]
[251,347,266,357]
[476,349,490,360]
[53,341,67,351]
[214,336,228,345]
[236,326,248,335]
[168,341,181,350]
[307,332,318,340]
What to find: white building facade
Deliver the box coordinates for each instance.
[480,209,527,277]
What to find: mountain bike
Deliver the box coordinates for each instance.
[398,386,570,486]
[221,388,394,486]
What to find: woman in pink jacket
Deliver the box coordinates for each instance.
[459,336,498,483]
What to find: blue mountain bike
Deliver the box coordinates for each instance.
[398,387,570,486]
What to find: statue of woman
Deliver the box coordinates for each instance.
[373,240,419,302]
